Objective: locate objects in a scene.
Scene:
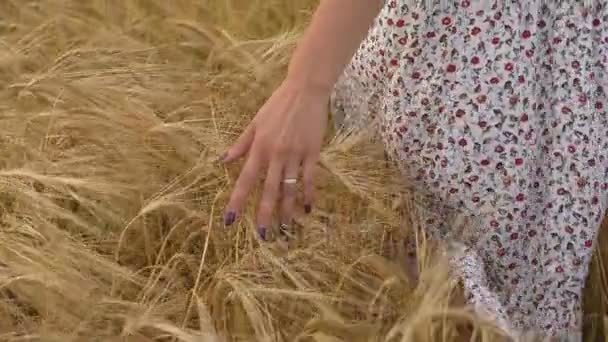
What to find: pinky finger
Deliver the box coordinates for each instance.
[302,155,318,214]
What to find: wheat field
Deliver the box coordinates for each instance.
[0,1,607,341]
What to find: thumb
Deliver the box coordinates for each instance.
[223,124,255,163]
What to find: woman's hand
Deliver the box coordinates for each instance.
[222,79,329,240]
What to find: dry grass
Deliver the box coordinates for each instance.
[0,1,607,341]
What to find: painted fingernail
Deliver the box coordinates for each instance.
[304,204,312,214]
[257,226,267,241]
[224,211,236,226]
[218,152,229,163]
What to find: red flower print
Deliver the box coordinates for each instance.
[577,178,587,188]
[387,18,394,26]
[567,145,576,153]
[426,31,436,38]
[396,19,405,28]
[461,0,470,7]
[515,193,525,201]
[504,62,514,72]
[477,95,487,103]
[520,113,529,122]
[522,30,532,39]
[495,145,505,153]
[596,101,604,110]
[471,56,480,64]
[497,248,506,256]
[593,18,601,27]
[515,158,524,166]
[471,26,481,35]
[556,266,564,273]
[458,138,467,147]
[412,71,420,79]
[398,37,407,45]
[525,49,534,58]
[491,37,500,44]
[490,77,500,84]
[481,159,491,166]
[585,240,593,248]
[510,232,519,240]
[446,64,457,73]
[442,17,452,26]
[390,59,398,66]
[518,75,525,83]
[478,121,488,128]
[579,95,587,104]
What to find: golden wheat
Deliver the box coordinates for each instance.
[1,1,606,341]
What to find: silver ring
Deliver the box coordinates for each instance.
[283,178,297,184]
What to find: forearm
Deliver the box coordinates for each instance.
[286,0,383,94]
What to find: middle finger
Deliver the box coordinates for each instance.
[256,159,283,240]
[278,157,301,240]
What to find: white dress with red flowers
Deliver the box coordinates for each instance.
[330,0,607,340]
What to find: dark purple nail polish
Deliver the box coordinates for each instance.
[224,211,236,226]
[304,204,312,214]
[257,227,267,241]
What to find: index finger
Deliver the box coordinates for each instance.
[224,148,262,226]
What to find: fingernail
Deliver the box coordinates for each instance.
[224,211,236,226]
[304,204,312,214]
[257,226,267,241]
[218,152,229,163]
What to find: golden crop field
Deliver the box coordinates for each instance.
[1,1,607,341]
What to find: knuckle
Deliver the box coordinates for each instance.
[282,185,297,198]
[303,175,314,186]
[273,144,290,157]
[258,201,274,215]
[229,189,246,205]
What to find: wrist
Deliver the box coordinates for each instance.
[283,70,335,100]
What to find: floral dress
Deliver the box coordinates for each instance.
[330,0,608,340]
